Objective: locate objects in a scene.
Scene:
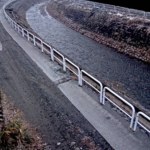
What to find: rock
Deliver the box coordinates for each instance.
[57,142,61,146]
[60,139,65,142]
[71,141,76,147]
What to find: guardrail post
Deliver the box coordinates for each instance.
[133,114,139,132]
[79,72,83,86]
[80,70,103,103]
[130,111,135,128]
[27,31,29,41]
[133,112,150,132]
[50,47,54,61]
[33,35,36,46]
[102,89,106,105]
[103,87,135,128]
[22,29,24,37]
[41,41,43,52]
[63,58,66,72]
[78,70,81,86]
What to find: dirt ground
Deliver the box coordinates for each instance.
[0,1,113,150]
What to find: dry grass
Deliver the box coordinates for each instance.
[0,90,47,150]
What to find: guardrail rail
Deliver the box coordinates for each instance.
[133,112,150,133]
[103,87,135,128]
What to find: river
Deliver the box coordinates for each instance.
[26,2,150,110]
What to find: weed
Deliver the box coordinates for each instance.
[0,118,34,149]
[94,85,100,90]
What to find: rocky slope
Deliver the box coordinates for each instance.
[46,0,150,63]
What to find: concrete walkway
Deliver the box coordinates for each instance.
[0,8,150,150]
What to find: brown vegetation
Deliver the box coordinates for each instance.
[0,91,47,149]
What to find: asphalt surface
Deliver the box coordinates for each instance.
[26,2,150,112]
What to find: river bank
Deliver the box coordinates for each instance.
[47,0,150,63]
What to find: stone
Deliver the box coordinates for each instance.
[57,142,61,146]
[71,142,76,146]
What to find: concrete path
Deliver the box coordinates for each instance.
[0,8,150,150]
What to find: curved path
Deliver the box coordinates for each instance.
[26,2,150,111]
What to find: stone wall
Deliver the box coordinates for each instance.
[47,0,150,63]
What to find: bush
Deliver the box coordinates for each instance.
[0,119,34,149]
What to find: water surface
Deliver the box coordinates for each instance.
[26,2,150,110]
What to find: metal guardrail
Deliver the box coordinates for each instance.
[43,41,51,55]
[133,112,150,133]
[34,36,43,52]
[3,0,150,133]
[65,58,80,85]
[80,70,103,103]
[103,87,135,128]
[53,48,66,71]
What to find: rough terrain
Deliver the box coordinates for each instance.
[0,1,113,149]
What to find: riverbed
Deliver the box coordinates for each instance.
[26,2,150,111]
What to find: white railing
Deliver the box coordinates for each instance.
[80,70,103,103]
[103,87,135,128]
[3,0,150,133]
[65,58,81,85]
[133,112,150,133]
[43,41,51,55]
[53,48,66,71]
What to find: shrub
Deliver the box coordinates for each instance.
[0,119,34,149]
